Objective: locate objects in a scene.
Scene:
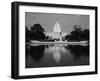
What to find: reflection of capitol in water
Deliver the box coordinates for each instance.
[26,44,89,68]
[45,45,71,63]
[45,21,67,41]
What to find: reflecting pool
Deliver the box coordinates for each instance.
[26,44,89,68]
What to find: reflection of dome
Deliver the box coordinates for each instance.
[45,46,61,63]
[53,52,61,63]
[45,45,68,63]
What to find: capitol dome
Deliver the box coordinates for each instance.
[45,21,67,41]
[53,21,61,33]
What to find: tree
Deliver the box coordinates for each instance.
[82,29,89,40]
[65,25,89,41]
[65,34,71,41]
[26,26,30,42]
[30,24,46,40]
[70,25,82,41]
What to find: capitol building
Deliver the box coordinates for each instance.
[45,21,67,41]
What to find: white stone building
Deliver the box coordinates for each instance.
[45,21,67,41]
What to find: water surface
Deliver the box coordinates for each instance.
[26,44,89,68]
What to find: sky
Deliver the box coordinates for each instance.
[25,12,89,34]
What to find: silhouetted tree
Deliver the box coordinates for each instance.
[65,25,89,41]
[30,24,46,40]
[82,29,89,40]
[70,25,82,41]
[65,34,71,41]
[26,26,30,42]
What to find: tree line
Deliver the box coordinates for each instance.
[65,25,89,41]
[26,24,89,42]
